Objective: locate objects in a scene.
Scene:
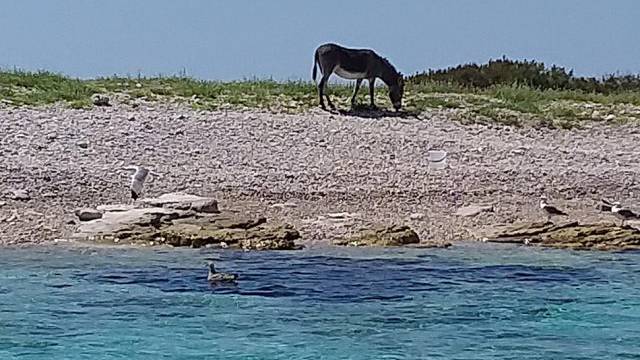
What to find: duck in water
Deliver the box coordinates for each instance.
[207,262,238,283]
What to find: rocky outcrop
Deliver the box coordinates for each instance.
[485,221,640,251]
[72,192,301,250]
[334,225,420,247]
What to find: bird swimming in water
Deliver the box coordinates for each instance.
[207,262,238,283]
[539,196,568,222]
[611,201,639,227]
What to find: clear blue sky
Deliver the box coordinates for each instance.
[1,0,638,80]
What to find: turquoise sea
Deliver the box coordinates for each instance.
[1,244,639,359]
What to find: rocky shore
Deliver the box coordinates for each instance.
[1,100,640,249]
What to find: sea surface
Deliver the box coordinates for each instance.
[1,243,640,359]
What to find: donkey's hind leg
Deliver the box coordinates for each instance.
[368,78,378,109]
[317,75,327,110]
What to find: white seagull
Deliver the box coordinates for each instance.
[122,165,158,201]
[539,196,568,222]
[611,202,639,227]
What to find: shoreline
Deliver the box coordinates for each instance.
[1,101,639,248]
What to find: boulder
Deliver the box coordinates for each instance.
[485,221,640,251]
[74,208,103,221]
[72,193,300,250]
[334,224,420,247]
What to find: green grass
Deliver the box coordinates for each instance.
[2,69,640,128]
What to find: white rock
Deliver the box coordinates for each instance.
[326,212,359,219]
[140,193,219,213]
[270,202,298,209]
[10,190,30,201]
[409,213,425,220]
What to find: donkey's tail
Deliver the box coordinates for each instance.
[312,50,319,83]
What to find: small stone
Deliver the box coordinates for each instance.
[2,210,18,223]
[10,190,31,201]
[220,242,229,249]
[92,94,111,106]
[604,114,616,121]
[455,204,494,217]
[135,83,142,88]
[127,115,136,121]
[270,202,298,209]
[77,140,89,149]
[327,212,358,219]
[0,201,5,207]
[409,213,425,220]
[74,208,103,221]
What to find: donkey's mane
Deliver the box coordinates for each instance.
[379,56,400,77]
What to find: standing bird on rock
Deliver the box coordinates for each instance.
[122,165,159,201]
[611,202,639,227]
[540,196,568,222]
[207,262,238,283]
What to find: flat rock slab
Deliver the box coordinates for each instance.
[485,221,640,251]
[72,193,301,250]
[334,224,420,247]
[455,204,494,217]
[140,192,219,213]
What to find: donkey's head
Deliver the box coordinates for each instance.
[389,73,404,111]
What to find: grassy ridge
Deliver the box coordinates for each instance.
[2,68,640,128]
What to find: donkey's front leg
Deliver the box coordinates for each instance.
[350,79,363,108]
[368,78,378,109]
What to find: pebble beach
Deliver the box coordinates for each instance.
[1,100,639,246]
